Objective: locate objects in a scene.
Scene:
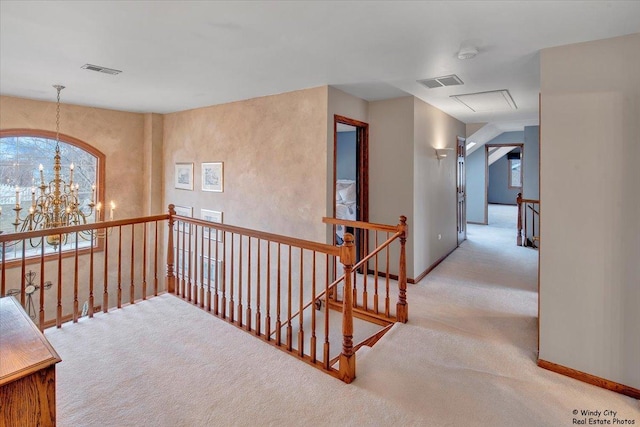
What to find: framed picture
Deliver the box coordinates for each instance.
[175,163,194,190]
[173,206,192,233]
[175,248,191,278]
[200,255,224,289]
[202,162,223,192]
[174,205,193,217]
[201,209,223,242]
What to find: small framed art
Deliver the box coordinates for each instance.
[202,162,223,192]
[175,163,194,190]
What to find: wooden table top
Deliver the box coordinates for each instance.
[0,296,61,386]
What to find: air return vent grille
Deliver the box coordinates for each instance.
[81,64,122,75]
[418,74,463,89]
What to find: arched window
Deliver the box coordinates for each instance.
[0,129,105,260]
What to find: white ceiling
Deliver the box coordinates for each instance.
[1,1,639,131]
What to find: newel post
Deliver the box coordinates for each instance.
[396,216,408,323]
[516,193,523,246]
[339,232,356,383]
[167,204,176,294]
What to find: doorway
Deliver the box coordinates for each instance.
[333,115,369,260]
[484,143,523,227]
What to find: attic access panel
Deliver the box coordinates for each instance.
[451,89,517,112]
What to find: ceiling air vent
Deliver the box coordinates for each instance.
[81,64,122,75]
[418,74,463,89]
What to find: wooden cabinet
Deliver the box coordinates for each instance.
[0,296,61,427]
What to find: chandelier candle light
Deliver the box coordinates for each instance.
[0,85,115,247]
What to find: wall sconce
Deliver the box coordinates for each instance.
[435,148,453,160]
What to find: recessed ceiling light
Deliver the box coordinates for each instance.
[81,64,122,75]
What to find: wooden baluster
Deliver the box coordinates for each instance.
[265,241,271,340]
[310,252,317,363]
[1,242,5,297]
[396,216,408,323]
[517,193,523,246]
[117,225,122,309]
[298,248,304,357]
[142,222,147,300]
[246,237,252,332]
[229,233,235,323]
[166,204,175,295]
[39,240,45,329]
[214,228,220,315]
[103,224,109,313]
[255,239,262,336]
[130,224,135,305]
[73,233,79,322]
[182,223,187,299]
[221,230,227,319]
[89,232,94,318]
[187,224,193,303]
[56,239,62,328]
[196,226,202,309]
[323,254,330,369]
[385,232,390,317]
[532,204,537,244]
[21,243,26,307]
[339,233,356,383]
[362,229,368,311]
[154,220,159,296]
[206,227,212,312]
[238,234,243,327]
[192,225,198,305]
[287,245,293,351]
[524,202,529,247]
[275,243,281,346]
[374,230,379,314]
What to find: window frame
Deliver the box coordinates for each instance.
[508,157,522,189]
[0,129,106,267]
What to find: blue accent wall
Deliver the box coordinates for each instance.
[336,131,357,181]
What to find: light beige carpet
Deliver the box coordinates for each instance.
[44,224,639,426]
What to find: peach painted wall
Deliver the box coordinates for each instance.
[0,95,146,220]
[162,87,329,242]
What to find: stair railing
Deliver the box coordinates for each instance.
[517,193,540,247]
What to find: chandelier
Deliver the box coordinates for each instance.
[0,85,115,248]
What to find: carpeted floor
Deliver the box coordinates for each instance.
[44,223,639,426]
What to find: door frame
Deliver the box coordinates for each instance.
[484,143,524,224]
[456,136,467,246]
[333,115,369,223]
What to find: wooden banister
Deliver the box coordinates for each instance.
[338,233,356,383]
[517,194,540,248]
[396,216,408,323]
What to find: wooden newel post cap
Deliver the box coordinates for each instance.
[168,204,176,215]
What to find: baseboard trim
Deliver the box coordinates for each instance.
[538,359,640,399]
[467,221,487,225]
[410,246,458,284]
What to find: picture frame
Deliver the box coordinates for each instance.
[201,209,223,242]
[175,163,194,190]
[174,205,193,217]
[199,255,224,289]
[202,162,224,192]
[173,205,193,232]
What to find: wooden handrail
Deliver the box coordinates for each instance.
[517,193,540,248]
[0,214,169,243]
[170,207,339,257]
[322,217,400,233]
